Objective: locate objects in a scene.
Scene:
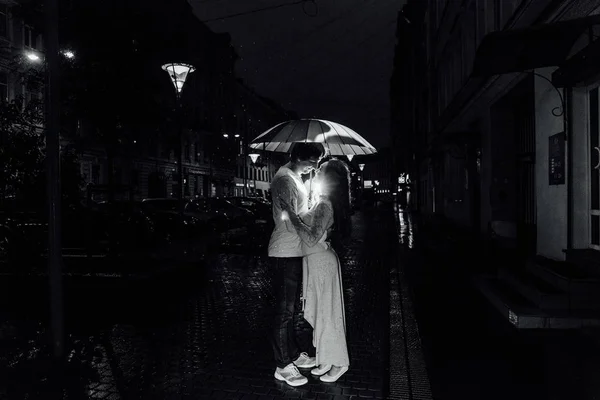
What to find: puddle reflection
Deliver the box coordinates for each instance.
[396,207,414,249]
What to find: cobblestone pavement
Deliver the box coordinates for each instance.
[101,207,392,400]
[0,206,394,400]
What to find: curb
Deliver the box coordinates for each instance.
[389,207,433,400]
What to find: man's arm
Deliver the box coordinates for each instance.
[272,175,299,233]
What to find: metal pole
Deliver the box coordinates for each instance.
[45,0,64,360]
[177,96,184,216]
[243,130,248,197]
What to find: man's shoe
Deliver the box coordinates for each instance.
[274,363,308,387]
[311,364,332,376]
[320,365,349,383]
[293,352,316,369]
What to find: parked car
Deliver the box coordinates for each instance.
[140,198,206,241]
[192,198,255,230]
[95,200,156,251]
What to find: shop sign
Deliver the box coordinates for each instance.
[549,132,565,185]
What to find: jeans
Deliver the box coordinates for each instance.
[270,256,303,368]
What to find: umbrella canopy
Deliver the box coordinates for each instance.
[249,119,377,157]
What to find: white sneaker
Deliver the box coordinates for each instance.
[293,352,316,369]
[320,365,349,383]
[311,364,332,376]
[274,363,308,387]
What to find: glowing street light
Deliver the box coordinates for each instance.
[223,133,229,138]
[161,63,195,97]
[347,154,354,162]
[358,163,365,171]
[161,62,195,215]
[249,153,260,164]
[26,52,41,62]
[62,50,75,59]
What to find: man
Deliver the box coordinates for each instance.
[269,142,325,387]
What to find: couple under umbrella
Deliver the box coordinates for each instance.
[250,119,376,386]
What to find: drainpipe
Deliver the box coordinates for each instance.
[566,87,573,251]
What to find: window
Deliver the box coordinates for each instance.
[0,5,7,38]
[24,89,39,110]
[92,165,100,185]
[23,24,33,48]
[494,0,503,30]
[0,72,7,102]
[131,169,139,187]
[184,141,191,162]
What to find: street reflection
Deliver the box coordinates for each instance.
[397,208,414,249]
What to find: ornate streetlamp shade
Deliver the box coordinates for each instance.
[161,63,195,93]
[358,163,365,171]
[249,153,260,164]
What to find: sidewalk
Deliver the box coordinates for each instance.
[400,211,600,400]
[1,205,424,399]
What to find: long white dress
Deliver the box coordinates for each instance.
[293,197,350,367]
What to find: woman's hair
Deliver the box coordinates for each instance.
[320,158,352,246]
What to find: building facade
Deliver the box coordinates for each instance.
[392,0,600,262]
[1,0,293,202]
[0,1,44,106]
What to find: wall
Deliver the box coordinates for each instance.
[534,67,568,260]
[571,87,590,249]
[479,108,493,233]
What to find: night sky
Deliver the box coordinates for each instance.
[191,0,406,149]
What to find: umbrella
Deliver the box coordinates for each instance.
[249,118,377,158]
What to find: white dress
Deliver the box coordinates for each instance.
[293,197,349,367]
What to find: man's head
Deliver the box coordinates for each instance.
[289,143,325,175]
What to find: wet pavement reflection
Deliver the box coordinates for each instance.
[1,206,397,399]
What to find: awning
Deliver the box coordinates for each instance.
[552,36,600,87]
[471,15,600,77]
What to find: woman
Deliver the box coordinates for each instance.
[280,158,351,383]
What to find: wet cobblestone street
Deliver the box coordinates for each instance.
[47,206,395,400]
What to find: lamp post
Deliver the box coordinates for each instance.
[249,153,259,197]
[162,63,195,216]
[358,163,365,208]
[46,0,63,361]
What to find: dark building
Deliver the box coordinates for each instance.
[390,0,427,209]
[2,0,293,201]
[391,0,600,327]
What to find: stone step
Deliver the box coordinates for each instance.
[526,259,600,296]
[497,267,569,310]
[564,249,600,278]
[472,275,600,329]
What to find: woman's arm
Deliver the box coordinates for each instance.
[282,199,332,247]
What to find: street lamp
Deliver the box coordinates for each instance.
[61,50,75,59]
[358,163,365,207]
[162,62,195,216]
[249,153,260,197]
[347,154,354,162]
[26,51,41,62]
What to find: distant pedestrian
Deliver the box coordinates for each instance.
[268,142,324,387]
[279,158,351,383]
